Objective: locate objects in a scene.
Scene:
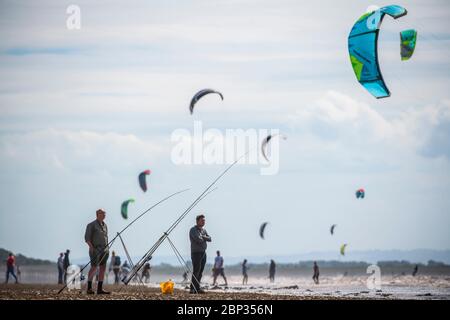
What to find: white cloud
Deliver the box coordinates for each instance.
[0,129,167,174]
[287,91,450,163]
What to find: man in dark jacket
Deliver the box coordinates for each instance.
[85,208,110,294]
[57,253,64,284]
[63,249,70,284]
[313,261,320,284]
[269,260,276,283]
[189,214,211,294]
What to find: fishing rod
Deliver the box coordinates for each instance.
[123,152,249,285]
[57,188,189,294]
[122,186,217,285]
[113,186,217,294]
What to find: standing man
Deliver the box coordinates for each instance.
[313,261,320,284]
[63,249,70,284]
[212,250,228,286]
[242,259,249,285]
[112,253,121,285]
[85,208,110,294]
[5,253,18,284]
[109,251,122,285]
[189,214,211,294]
[269,259,276,283]
[412,264,419,277]
[57,253,64,284]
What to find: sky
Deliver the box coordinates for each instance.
[0,0,449,263]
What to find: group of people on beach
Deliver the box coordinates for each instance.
[49,209,324,295]
[57,250,71,284]
[108,251,151,285]
[6,208,322,294]
[188,214,320,293]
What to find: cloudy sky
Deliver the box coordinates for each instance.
[0,0,449,262]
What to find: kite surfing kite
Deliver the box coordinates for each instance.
[261,134,287,162]
[348,5,409,98]
[340,244,348,256]
[400,29,418,61]
[121,199,135,219]
[138,170,151,192]
[189,89,223,114]
[356,188,365,199]
[330,224,337,235]
[259,222,269,240]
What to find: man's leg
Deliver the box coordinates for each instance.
[190,253,201,293]
[5,270,9,283]
[97,265,110,294]
[87,265,97,293]
[98,265,106,281]
[11,270,18,283]
[197,253,207,290]
[221,270,228,286]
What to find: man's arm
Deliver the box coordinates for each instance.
[202,230,212,242]
[84,223,94,251]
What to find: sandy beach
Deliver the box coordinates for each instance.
[2,273,449,300]
[0,284,373,300]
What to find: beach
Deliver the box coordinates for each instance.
[2,274,449,300]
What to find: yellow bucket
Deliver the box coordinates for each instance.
[160,280,174,294]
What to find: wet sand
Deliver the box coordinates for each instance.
[0,284,367,300]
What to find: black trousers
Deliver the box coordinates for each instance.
[190,252,206,292]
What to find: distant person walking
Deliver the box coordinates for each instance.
[121,261,130,281]
[212,250,228,286]
[142,263,151,283]
[269,260,276,283]
[57,253,64,284]
[5,253,18,284]
[313,261,320,284]
[242,259,249,285]
[189,214,211,294]
[110,251,121,285]
[412,264,419,277]
[108,251,114,282]
[63,249,70,284]
[85,208,110,294]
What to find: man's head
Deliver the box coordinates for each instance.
[60,253,63,257]
[216,250,220,256]
[196,214,205,228]
[96,208,106,222]
[8,252,12,257]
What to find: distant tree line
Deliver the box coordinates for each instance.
[0,248,54,266]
